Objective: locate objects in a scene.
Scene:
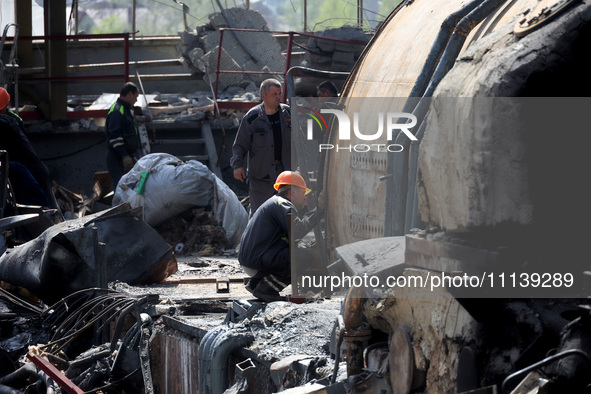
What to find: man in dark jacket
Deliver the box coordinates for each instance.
[238,171,323,302]
[231,78,291,216]
[0,87,56,208]
[105,82,141,189]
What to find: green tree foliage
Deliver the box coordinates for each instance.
[81,0,401,36]
[82,0,218,36]
[309,0,359,31]
[90,15,127,34]
[266,0,401,33]
[379,0,402,19]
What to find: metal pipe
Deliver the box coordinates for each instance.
[331,315,345,384]
[385,0,507,236]
[173,0,190,32]
[384,0,484,237]
[343,286,369,377]
[132,0,136,38]
[404,119,427,232]
[501,349,591,393]
[283,32,295,103]
[304,0,308,32]
[285,66,349,269]
[0,24,20,66]
[407,0,485,100]
[198,326,254,394]
[358,0,364,29]
[124,34,129,83]
[215,29,224,100]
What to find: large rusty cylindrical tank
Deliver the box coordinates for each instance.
[320,0,591,391]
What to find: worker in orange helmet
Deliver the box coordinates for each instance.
[238,170,325,302]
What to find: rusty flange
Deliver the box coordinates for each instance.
[389,328,414,394]
[514,0,581,38]
[343,325,373,342]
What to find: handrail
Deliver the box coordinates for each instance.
[0,24,19,69]
[1,32,132,120]
[10,33,131,84]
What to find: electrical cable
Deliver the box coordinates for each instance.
[40,137,106,161]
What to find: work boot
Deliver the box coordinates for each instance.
[253,279,285,302]
[245,277,261,295]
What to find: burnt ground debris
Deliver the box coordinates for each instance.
[154,206,230,257]
[5,3,591,393]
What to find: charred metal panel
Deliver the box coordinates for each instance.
[150,326,200,394]
[0,203,177,304]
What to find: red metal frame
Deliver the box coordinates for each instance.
[17,109,108,120]
[15,33,130,84]
[27,354,84,394]
[5,33,130,120]
[214,28,367,110]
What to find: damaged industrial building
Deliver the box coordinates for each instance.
[1,0,591,393]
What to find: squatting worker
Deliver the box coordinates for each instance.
[231,78,291,216]
[105,82,141,189]
[238,171,324,302]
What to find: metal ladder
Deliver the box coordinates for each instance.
[0,23,20,109]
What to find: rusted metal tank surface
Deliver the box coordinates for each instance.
[322,0,563,250]
[324,0,473,250]
[320,0,591,391]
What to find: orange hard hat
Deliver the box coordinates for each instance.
[274,171,311,195]
[0,88,9,110]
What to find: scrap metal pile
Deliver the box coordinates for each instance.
[0,288,162,393]
[198,299,346,393]
[0,203,178,392]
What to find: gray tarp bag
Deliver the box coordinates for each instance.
[113,153,247,247]
[0,203,177,304]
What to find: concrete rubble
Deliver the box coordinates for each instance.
[179,7,285,91]
[295,26,371,95]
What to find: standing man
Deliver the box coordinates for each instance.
[105,82,141,189]
[238,171,323,302]
[231,78,291,216]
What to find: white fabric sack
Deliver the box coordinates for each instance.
[113,153,247,247]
